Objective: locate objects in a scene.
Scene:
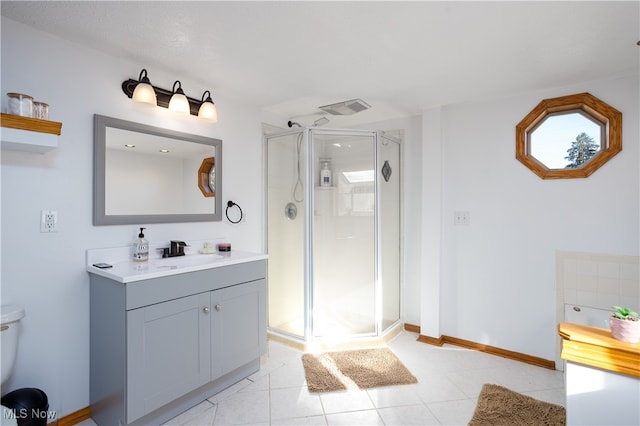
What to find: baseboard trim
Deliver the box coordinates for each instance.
[403,323,556,370]
[403,323,421,334]
[48,406,91,426]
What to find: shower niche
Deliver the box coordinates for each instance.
[265,127,401,345]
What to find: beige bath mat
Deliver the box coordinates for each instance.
[301,347,417,393]
[468,383,566,425]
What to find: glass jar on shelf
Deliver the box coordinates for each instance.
[33,101,49,120]
[7,92,33,117]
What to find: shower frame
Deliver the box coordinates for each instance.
[264,126,402,345]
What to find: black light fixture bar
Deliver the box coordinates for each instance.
[122,78,203,116]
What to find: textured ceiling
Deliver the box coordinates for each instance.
[2,1,638,127]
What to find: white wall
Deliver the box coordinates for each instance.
[1,18,264,418]
[421,75,639,361]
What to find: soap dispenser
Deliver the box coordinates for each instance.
[320,162,332,187]
[133,227,149,262]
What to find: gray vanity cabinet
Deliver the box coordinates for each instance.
[90,260,267,426]
[127,292,212,422]
[211,279,265,380]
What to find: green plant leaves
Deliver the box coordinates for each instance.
[612,306,639,320]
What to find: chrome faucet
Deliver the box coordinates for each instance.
[161,240,188,257]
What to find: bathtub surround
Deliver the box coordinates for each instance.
[555,251,640,366]
[556,251,640,314]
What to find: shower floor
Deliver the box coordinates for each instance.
[268,321,403,352]
[271,309,374,338]
[270,309,400,346]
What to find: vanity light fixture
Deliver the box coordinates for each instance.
[168,80,190,114]
[198,91,218,122]
[131,69,156,105]
[121,69,218,120]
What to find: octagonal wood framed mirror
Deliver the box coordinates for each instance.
[516,93,622,179]
[198,157,216,197]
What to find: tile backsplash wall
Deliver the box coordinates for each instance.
[555,251,639,370]
[556,251,640,321]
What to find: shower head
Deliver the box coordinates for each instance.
[319,98,371,116]
[313,117,330,127]
[288,121,302,128]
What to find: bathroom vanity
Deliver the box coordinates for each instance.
[87,248,267,425]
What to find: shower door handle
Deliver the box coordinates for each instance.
[381,160,392,182]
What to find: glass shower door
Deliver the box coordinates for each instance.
[379,133,401,332]
[266,131,306,338]
[311,131,376,339]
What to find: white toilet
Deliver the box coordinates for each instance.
[1,305,25,426]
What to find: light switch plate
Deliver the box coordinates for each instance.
[454,211,470,226]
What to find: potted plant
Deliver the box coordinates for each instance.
[610,306,640,343]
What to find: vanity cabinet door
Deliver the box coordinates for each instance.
[211,279,266,380]
[126,292,211,422]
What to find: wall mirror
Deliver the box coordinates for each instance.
[94,114,222,225]
[516,93,622,179]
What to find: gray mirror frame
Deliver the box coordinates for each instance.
[93,114,222,225]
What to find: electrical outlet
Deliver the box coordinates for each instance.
[454,211,470,226]
[41,210,58,233]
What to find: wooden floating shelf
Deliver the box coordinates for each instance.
[1,113,63,153]
[0,113,62,135]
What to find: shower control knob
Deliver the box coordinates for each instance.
[203,307,210,314]
[215,304,222,312]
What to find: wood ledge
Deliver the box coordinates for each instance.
[1,113,62,135]
[558,322,640,377]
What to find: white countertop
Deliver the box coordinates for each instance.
[87,241,267,283]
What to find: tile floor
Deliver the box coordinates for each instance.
[80,331,565,425]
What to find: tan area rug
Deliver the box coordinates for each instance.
[301,347,417,393]
[468,384,566,425]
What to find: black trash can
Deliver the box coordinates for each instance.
[1,388,49,426]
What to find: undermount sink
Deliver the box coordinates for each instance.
[154,254,224,268]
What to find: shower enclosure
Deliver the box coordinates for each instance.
[265,127,401,344]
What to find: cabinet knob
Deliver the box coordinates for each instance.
[215,304,222,312]
[203,307,210,314]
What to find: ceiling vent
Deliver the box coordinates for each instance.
[319,98,371,115]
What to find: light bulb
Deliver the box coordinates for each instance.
[198,91,218,121]
[132,69,156,105]
[168,80,190,114]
